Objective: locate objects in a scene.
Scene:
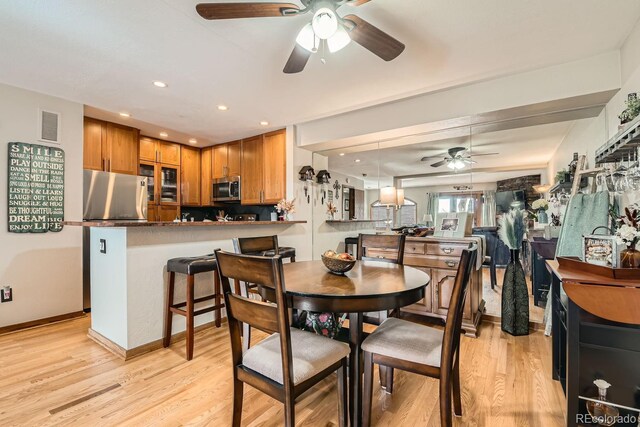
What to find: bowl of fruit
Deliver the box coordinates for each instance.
[321,250,356,275]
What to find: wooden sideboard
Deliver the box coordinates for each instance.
[368,236,485,337]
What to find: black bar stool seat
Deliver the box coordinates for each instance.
[164,254,224,360]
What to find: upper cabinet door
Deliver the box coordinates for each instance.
[83,117,105,171]
[180,145,201,206]
[139,137,157,162]
[241,135,263,205]
[262,130,286,204]
[227,141,241,177]
[201,147,213,206]
[158,141,181,166]
[212,144,227,179]
[106,123,139,175]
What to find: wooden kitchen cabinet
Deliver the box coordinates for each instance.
[147,204,158,222]
[180,145,201,206]
[240,129,286,205]
[83,117,139,175]
[241,135,264,205]
[212,141,241,179]
[200,147,213,206]
[139,137,181,166]
[158,205,180,222]
[400,236,484,337]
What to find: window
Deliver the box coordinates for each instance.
[370,198,417,228]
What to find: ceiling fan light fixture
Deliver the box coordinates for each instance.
[296,23,319,52]
[447,159,466,170]
[312,8,338,39]
[327,25,351,53]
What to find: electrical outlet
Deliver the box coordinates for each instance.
[99,239,107,254]
[1,286,12,303]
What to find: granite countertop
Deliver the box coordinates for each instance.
[63,220,307,227]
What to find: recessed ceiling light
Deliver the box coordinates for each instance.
[339,153,345,156]
[153,81,168,88]
[217,105,228,111]
[159,132,168,138]
[355,159,361,163]
[260,121,269,126]
[119,112,130,118]
[188,138,198,144]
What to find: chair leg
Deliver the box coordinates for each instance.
[284,396,295,427]
[163,271,175,348]
[337,359,348,427]
[490,260,497,290]
[362,352,374,427]
[214,272,222,328]
[453,354,462,417]
[385,367,394,394]
[240,281,251,352]
[232,377,243,427]
[186,274,195,361]
[291,255,296,262]
[440,369,453,427]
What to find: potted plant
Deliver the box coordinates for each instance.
[275,198,296,221]
[614,204,640,268]
[531,199,549,224]
[618,93,640,130]
[498,209,529,336]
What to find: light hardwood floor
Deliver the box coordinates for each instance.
[0,316,565,426]
[482,268,546,324]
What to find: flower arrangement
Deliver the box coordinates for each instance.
[498,209,527,250]
[275,198,296,214]
[326,202,337,219]
[614,204,640,249]
[531,199,549,211]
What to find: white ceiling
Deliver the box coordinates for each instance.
[323,120,578,188]
[0,1,639,144]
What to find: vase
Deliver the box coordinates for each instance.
[537,209,548,224]
[285,213,294,221]
[620,248,640,268]
[501,249,530,336]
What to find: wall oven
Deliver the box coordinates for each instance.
[212,176,241,202]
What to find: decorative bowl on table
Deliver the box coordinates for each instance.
[321,250,356,274]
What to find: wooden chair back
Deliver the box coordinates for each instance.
[233,235,279,255]
[441,244,477,372]
[214,250,295,389]
[356,234,406,264]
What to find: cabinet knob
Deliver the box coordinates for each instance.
[445,261,457,268]
[442,247,454,254]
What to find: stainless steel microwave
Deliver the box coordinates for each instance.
[212,176,241,202]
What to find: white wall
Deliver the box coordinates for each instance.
[549,18,640,179]
[0,83,84,327]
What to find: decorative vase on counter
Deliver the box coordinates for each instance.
[620,247,640,268]
[286,212,294,221]
[537,209,548,224]
[501,249,530,336]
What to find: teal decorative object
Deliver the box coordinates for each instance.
[501,249,529,335]
[537,209,548,224]
[498,209,529,336]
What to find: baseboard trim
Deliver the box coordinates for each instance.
[88,318,227,361]
[0,311,86,335]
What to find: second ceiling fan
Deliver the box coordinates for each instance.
[421,147,499,170]
[196,0,405,73]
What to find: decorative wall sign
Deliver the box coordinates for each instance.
[7,142,65,233]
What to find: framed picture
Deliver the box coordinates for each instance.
[582,235,619,267]
[433,213,471,238]
[344,198,350,211]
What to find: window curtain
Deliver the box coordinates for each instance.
[481,190,496,226]
[425,192,439,222]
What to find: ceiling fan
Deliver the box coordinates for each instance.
[195,1,405,73]
[420,147,499,170]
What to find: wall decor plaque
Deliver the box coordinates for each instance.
[7,142,65,233]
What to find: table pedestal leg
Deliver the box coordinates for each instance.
[348,312,364,427]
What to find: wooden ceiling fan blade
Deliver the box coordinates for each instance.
[421,153,448,161]
[343,14,405,61]
[283,44,312,74]
[467,152,500,157]
[196,2,300,20]
[430,159,449,168]
[447,146,467,157]
[345,0,373,5]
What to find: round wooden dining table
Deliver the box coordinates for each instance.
[281,260,431,427]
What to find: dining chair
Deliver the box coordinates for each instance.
[361,244,477,427]
[214,250,349,427]
[357,233,407,325]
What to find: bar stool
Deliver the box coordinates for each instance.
[163,254,224,360]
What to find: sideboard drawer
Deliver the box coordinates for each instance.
[405,242,426,255]
[406,255,460,270]
[425,243,469,258]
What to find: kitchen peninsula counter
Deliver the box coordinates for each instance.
[73,219,309,359]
